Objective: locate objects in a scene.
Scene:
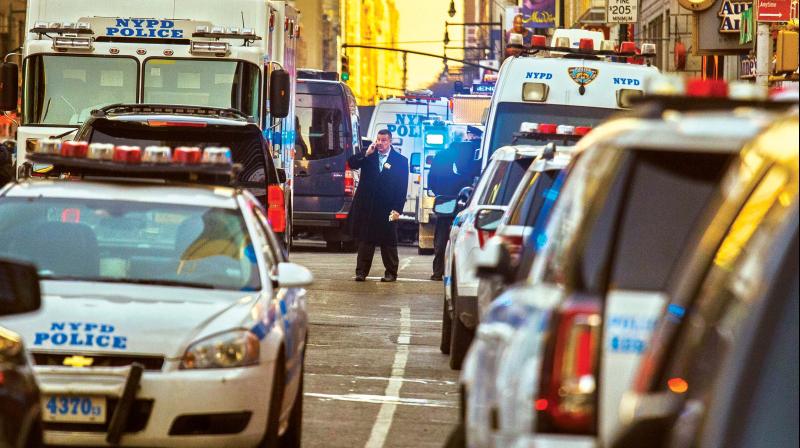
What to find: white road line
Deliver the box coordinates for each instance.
[364,306,411,448]
[363,276,430,283]
[305,392,457,408]
[399,257,414,272]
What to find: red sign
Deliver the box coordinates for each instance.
[756,0,792,21]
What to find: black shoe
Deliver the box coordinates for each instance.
[354,275,366,282]
[430,274,443,281]
[380,275,397,282]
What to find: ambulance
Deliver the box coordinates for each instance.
[0,0,298,189]
[477,29,660,168]
[366,91,450,242]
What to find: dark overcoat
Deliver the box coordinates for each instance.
[347,148,409,245]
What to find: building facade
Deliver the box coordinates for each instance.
[296,0,340,72]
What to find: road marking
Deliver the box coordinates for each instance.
[305,392,457,408]
[399,257,414,271]
[306,372,457,386]
[364,306,411,448]
[362,276,430,283]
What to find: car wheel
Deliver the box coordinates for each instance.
[440,295,452,354]
[261,349,286,448]
[449,276,473,370]
[279,351,304,448]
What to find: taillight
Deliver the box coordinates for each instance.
[500,234,524,264]
[267,184,286,233]
[536,296,601,435]
[477,229,495,248]
[344,162,355,196]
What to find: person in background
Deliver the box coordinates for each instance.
[428,126,482,281]
[347,129,409,282]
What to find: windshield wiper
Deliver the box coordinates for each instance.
[49,128,79,139]
[39,275,217,290]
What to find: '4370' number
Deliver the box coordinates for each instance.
[46,396,103,416]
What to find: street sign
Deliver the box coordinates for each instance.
[756,0,792,21]
[607,0,639,23]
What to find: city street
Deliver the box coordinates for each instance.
[292,243,459,448]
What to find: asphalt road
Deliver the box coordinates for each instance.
[290,242,459,448]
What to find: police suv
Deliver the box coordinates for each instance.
[0,143,312,447]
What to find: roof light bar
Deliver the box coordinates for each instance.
[52,36,94,51]
[190,40,230,56]
[88,143,115,160]
[529,38,641,58]
[192,25,262,41]
[31,21,93,35]
[173,146,203,164]
[143,146,172,164]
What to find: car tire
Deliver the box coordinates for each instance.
[440,295,452,354]
[279,351,304,448]
[449,276,473,370]
[418,247,434,255]
[261,349,286,448]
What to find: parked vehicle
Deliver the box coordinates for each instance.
[0,259,44,448]
[458,89,786,448]
[293,73,361,251]
[612,112,799,448]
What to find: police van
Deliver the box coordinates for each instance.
[366,91,450,242]
[478,29,660,168]
[0,0,299,191]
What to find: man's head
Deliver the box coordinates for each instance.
[376,129,392,154]
[466,125,483,142]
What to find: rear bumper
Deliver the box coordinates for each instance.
[293,211,349,228]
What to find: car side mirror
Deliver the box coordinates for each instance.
[0,258,42,317]
[456,186,473,212]
[475,236,514,281]
[276,167,287,184]
[275,262,313,288]
[433,196,457,215]
[0,63,19,112]
[269,69,291,119]
[475,208,504,232]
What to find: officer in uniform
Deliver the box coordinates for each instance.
[428,126,482,281]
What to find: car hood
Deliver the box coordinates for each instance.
[0,281,263,359]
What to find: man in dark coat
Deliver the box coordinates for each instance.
[347,129,409,282]
[428,126,482,281]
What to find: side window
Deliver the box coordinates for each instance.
[479,158,533,206]
[251,205,286,264]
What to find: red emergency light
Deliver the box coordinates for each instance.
[173,146,203,164]
[685,78,729,98]
[112,146,142,164]
[578,38,594,52]
[60,141,88,158]
[531,35,547,47]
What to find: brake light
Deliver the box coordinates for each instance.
[536,296,601,434]
[146,120,207,128]
[267,184,287,233]
[344,161,355,196]
[477,228,496,248]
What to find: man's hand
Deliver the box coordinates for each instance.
[388,210,400,222]
[365,143,377,157]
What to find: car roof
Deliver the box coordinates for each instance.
[597,109,776,153]
[3,180,240,209]
[491,144,577,161]
[87,105,256,128]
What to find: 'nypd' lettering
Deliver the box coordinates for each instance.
[34,321,128,350]
[525,72,553,80]
[386,114,425,138]
[613,77,641,86]
[106,19,183,39]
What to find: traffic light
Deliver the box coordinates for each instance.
[341,55,350,82]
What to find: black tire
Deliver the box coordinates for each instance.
[418,247,434,255]
[440,295,452,354]
[279,353,304,448]
[449,276,474,370]
[261,350,286,448]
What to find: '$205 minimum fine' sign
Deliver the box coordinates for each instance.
[607,0,639,23]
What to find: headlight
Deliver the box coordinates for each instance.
[0,328,23,360]
[180,330,260,369]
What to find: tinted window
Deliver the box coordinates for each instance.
[0,198,260,291]
[488,102,616,159]
[85,121,277,192]
[296,89,346,160]
[478,158,533,206]
[609,151,731,290]
[508,170,560,226]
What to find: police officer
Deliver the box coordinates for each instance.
[428,126,482,281]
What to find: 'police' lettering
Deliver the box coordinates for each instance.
[33,321,128,350]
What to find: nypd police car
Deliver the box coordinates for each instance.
[0,142,311,447]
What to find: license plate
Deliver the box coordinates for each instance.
[42,395,107,423]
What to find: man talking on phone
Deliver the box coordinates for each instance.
[347,129,409,282]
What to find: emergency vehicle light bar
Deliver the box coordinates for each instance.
[97,104,252,122]
[192,26,262,41]
[31,21,93,35]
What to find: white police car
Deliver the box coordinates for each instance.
[0,142,312,447]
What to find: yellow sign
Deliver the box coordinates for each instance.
[63,355,94,368]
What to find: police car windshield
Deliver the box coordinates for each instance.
[23,55,138,125]
[84,120,277,192]
[0,198,261,291]
[143,59,260,120]
[488,102,616,158]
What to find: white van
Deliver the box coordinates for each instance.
[366,92,450,230]
[478,29,660,168]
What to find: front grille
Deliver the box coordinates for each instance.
[43,399,154,433]
[32,352,165,371]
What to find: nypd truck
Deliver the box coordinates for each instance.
[477,29,660,167]
[0,0,299,187]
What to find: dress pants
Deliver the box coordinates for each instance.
[432,216,454,277]
[356,241,399,278]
